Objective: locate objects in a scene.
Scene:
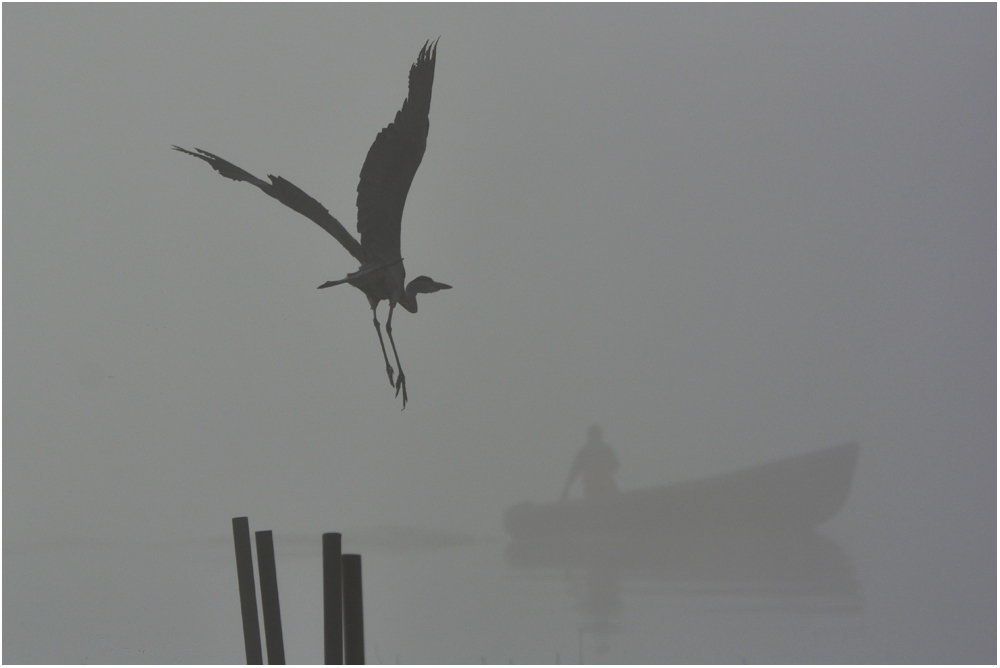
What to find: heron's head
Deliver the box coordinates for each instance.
[399,276,451,313]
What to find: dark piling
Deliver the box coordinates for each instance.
[255,530,286,664]
[232,517,263,665]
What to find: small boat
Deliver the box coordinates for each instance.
[503,442,859,540]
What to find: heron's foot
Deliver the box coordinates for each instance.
[384,361,395,387]
[395,372,408,409]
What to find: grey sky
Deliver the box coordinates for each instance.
[4,4,995,663]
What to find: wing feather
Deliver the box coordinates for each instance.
[173,146,367,264]
[356,39,438,261]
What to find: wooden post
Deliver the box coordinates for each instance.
[232,517,263,665]
[323,533,343,664]
[255,530,286,664]
[342,554,365,664]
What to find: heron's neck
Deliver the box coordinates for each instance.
[399,289,418,314]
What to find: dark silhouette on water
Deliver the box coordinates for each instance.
[560,425,620,501]
[174,39,449,408]
[507,443,863,654]
[508,442,859,540]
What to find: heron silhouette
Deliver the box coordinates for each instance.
[174,40,449,409]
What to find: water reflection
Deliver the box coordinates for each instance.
[506,530,861,657]
[507,531,859,600]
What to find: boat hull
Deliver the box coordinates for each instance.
[503,442,859,540]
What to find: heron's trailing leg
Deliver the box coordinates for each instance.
[371,308,396,387]
[386,304,408,409]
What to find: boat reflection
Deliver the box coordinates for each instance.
[506,530,861,657]
[507,530,859,602]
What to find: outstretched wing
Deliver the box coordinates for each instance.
[173,146,367,264]
[356,39,438,262]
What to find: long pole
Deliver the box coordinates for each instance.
[323,533,343,664]
[232,517,263,665]
[342,554,365,664]
[255,530,286,664]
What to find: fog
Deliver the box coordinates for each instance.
[3,4,995,664]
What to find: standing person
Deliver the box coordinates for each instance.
[560,425,620,501]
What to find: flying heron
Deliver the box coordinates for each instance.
[174,39,449,409]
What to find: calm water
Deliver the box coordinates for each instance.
[353,531,864,664]
[6,525,871,664]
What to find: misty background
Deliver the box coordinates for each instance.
[3,4,995,663]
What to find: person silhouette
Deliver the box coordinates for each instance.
[560,425,620,502]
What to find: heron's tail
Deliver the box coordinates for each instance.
[318,258,406,289]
